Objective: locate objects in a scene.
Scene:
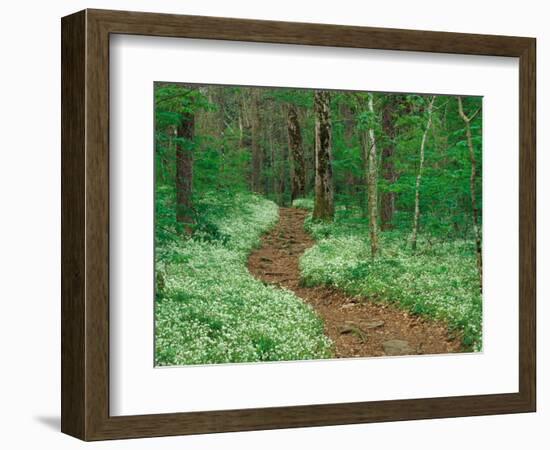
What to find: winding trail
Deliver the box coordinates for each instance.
[248,207,463,358]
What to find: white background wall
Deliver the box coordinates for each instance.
[0,1,546,448]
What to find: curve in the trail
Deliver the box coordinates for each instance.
[248,207,463,358]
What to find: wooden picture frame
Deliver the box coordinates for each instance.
[61,8,536,441]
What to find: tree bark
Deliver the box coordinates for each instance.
[176,111,195,232]
[313,91,335,221]
[359,131,369,218]
[287,104,306,201]
[458,96,483,292]
[380,97,398,230]
[278,137,288,206]
[270,124,276,198]
[250,88,263,193]
[341,101,360,206]
[214,88,226,186]
[341,101,355,147]
[238,112,244,148]
[366,94,380,257]
[411,95,436,251]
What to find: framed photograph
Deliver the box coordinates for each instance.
[61,9,536,440]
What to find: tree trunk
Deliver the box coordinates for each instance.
[411,95,436,251]
[458,96,483,292]
[176,112,195,232]
[341,101,355,147]
[313,91,334,221]
[366,94,380,257]
[270,126,276,199]
[216,88,226,186]
[341,101,359,207]
[250,88,263,193]
[380,98,398,230]
[278,139,287,206]
[238,112,244,148]
[287,104,306,201]
[360,131,369,218]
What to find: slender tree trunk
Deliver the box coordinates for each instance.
[250,88,263,193]
[381,98,398,230]
[360,131,369,218]
[176,111,195,233]
[341,101,355,147]
[306,109,316,194]
[367,94,380,257]
[278,139,287,206]
[240,90,250,148]
[411,95,436,251]
[270,127,276,199]
[216,89,226,186]
[313,91,334,221]
[287,104,306,201]
[238,112,244,148]
[458,96,483,291]
[341,101,358,208]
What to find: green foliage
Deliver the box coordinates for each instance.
[291,198,314,210]
[154,83,484,363]
[155,193,332,366]
[263,87,313,108]
[300,210,482,351]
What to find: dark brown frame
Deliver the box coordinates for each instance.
[61,8,536,441]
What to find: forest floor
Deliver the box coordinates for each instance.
[248,207,463,358]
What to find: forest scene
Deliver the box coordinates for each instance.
[154,82,482,366]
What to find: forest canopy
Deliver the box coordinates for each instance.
[154,82,483,366]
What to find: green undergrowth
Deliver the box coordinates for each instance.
[155,192,332,366]
[291,198,315,210]
[293,198,482,351]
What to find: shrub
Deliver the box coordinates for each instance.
[292,197,314,210]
